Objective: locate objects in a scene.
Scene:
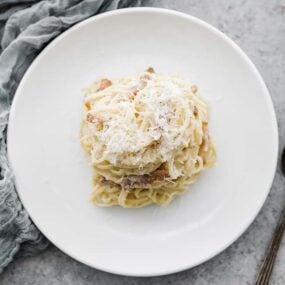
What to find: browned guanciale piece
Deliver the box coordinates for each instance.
[140,74,150,82]
[98,176,117,187]
[146,67,155,73]
[85,101,91,110]
[148,139,160,148]
[191,85,198,94]
[130,68,155,100]
[121,166,168,189]
[86,113,96,123]
[129,89,138,100]
[97,79,112,92]
[193,106,198,116]
[86,113,104,131]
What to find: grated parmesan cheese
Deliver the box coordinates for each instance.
[84,71,198,170]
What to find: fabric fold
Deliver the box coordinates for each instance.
[0,0,143,273]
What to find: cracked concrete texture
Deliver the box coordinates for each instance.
[1,0,285,284]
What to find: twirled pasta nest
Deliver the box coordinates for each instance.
[80,68,216,208]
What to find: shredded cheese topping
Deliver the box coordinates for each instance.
[80,68,216,208]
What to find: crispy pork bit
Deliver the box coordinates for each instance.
[121,166,168,190]
[146,67,155,73]
[149,139,160,148]
[130,68,155,100]
[86,113,96,123]
[97,79,112,92]
[129,90,138,100]
[86,113,103,131]
[193,106,198,116]
[191,85,198,94]
[99,176,117,187]
[85,101,91,110]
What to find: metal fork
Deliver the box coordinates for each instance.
[255,147,285,285]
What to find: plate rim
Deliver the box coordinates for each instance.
[7,7,279,276]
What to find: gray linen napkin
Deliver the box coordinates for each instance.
[0,0,143,273]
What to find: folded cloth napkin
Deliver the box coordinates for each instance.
[0,0,143,273]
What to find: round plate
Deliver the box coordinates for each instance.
[8,8,278,276]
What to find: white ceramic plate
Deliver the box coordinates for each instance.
[8,8,278,276]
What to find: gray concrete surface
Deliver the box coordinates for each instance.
[1,0,285,284]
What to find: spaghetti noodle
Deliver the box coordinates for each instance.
[80,68,216,208]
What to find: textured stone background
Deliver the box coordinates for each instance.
[1,0,285,284]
